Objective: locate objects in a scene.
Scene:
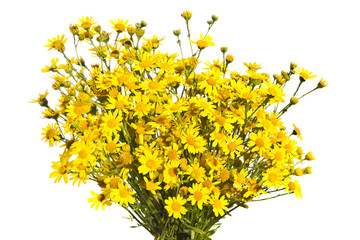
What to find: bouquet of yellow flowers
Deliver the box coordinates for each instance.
[32,11,326,240]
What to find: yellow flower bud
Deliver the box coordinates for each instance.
[303,166,312,174]
[290,96,299,105]
[295,167,303,176]
[305,152,315,161]
[173,29,181,36]
[181,11,192,20]
[226,54,234,63]
[220,47,228,53]
[136,29,145,38]
[317,78,328,88]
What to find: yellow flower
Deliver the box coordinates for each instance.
[187,163,206,183]
[191,34,215,49]
[144,177,161,195]
[41,123,61,147]
[77,16,96,30]
[110,19,129,32]
[292,124,303,140]
[165,195,187,219]
[181,11,192,20]
[210,193,228,217]
[138,149,162,178]
[263,167,283,189]
[100,109,123,136]
[220,135,243,159]
[45,34,67,52]
[188,183,210,210]
[88,190,112,210]
[49,160,69,183]
[111,183,135,206]
[295,67,317,81]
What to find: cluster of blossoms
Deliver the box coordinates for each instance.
[33,12,326,240]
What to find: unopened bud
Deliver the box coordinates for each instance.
[281,71,290,81]
[173,29,181,37]
[220,47,228,53]
[211,15,219,22]
[226,54,234,63]
[290,96,298,105]
[69,24,79,35]
[136,29,145,38]
[181,11,192,20]
[94,25,101,33]
[140,20,147,28]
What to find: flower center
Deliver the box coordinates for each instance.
[168,150,178,160]
[115,101,125,110]
[288,182,296,191]
[186,135,196,146]
[228,142,237,151]
[215,116,226,126]
[171,202,181,211]
[148,81,160,90]
[194,191,203,201]
[268,173,278,183]
[136,102,147,112]
[255,138,265,148]
[206,77,217,86]
[168,167,178,177]
[46,129,56,139]
[119,189,129,198]
[213,199,222,209]
[106,142,116,153]
[78,149,88,159]
[146,159,156,170]
[196,40,208,49]
[140,60,151,69]
[107,119,117,128]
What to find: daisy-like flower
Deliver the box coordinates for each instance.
[220,135,244,159]
[77,16,96,30]
[45,34,67,52]
[262,167,284,189]
[132,94,152,118]
[292,124,303,140]
[248,131,272,156]
[41,123,61,147]
[41,58,59,72]
[295,67,317,81]
[111,182,135,206]
[110,19,129,33]
[143,177,161,195]
[106,93,130,114]
[181,125,207,154]
[188,183,210,210]
[283,178,302,199]
[244,62,262,71]
[186,162,206,183]
[232,168,249,190]
[49,160,69,183]
[138,149,162,178]
[165,195,188,219]
[88,190,112,210]
[163,160,181,184]
[100,109,122,136]
[210,193,228,217]
[191,34,215,49]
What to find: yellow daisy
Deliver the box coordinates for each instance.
[188,183,210,210]
[45,34,67,52]
[210,193,228,217]
[164,195,187,219]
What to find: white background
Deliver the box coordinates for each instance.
[1,0,360,239]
